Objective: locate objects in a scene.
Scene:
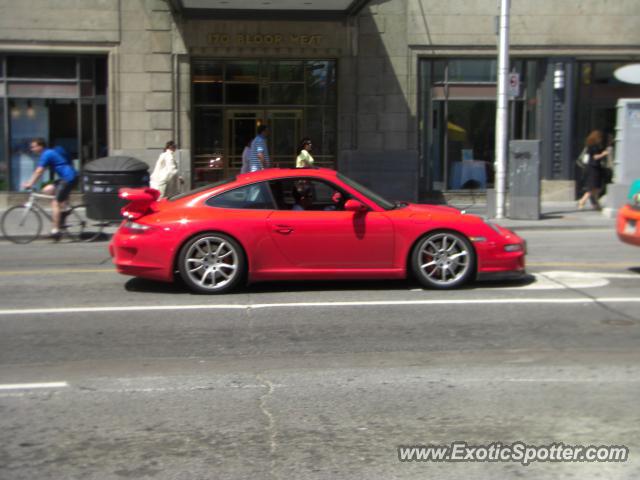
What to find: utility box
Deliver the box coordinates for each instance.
[607,99,640,213]
[508,140,541,220]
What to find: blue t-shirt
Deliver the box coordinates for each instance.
[37,148,77,182]
[248,134,270,172]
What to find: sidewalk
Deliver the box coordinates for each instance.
[448,201,616,231]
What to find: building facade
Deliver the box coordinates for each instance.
[1,0,639,205]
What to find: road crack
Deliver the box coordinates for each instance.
[256,374,280,479]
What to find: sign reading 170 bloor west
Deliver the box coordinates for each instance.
[209,33,323,47]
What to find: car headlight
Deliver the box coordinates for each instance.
[504,243,524,252]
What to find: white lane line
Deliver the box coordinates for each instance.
[0,298,640,316]
[0,382,68,390]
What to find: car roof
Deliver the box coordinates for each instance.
[236,168,339,183]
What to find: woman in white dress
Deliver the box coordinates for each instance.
[150,141,179,198]
[296,138,314,168]
[240,139,252,174]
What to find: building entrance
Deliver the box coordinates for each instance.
[226,110,302,171]
[191,59,336,186]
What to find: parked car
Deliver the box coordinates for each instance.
[110,168,526,294]
[617,179,640,247]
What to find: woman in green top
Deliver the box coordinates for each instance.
[296,138,314,168]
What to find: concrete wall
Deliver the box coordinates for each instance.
[112,0,183,168]
[0,0,120,43]
[408,0,640,48]
[340,0,418,200]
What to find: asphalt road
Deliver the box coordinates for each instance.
[0,228,639,479]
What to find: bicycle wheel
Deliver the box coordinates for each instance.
[1,205,43,244]
[60,206,86,242]
[67,205,105,242]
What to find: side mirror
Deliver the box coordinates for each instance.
[344,199,368,213]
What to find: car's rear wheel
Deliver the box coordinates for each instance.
[178,233,245,294]
[411,231,475,289]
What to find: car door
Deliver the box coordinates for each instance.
[266,178,395,269]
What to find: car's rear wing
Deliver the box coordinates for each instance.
[119,187,160,220]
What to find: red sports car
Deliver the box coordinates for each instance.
[110,168,525,293]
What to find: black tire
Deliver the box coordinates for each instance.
[1,206,43,244]
[411,231,476,289]
[178,233,246,294]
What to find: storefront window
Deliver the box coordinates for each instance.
[575,61,640,163]
[306,60,336,105]
[226,61,260,82]
[8,56,76,79]
[420,58,542,192]
[0,100,6,191]
[447,59,497,83]
[270,61,303,82]
[192,60,223,104]
[1,54,108,191]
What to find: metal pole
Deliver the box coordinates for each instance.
[494,0,510,218]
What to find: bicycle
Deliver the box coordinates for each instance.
[1,189,104,244]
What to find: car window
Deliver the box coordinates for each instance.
[337,172,395,210]
[206,182,275,209]
[269,178,349,211]
[169,177,236,201]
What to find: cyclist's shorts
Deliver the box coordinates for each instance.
[54,179,77,203]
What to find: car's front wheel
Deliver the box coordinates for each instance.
[178,233,246,294]
[411,231,475,289]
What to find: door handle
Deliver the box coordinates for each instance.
[274,225,293,235]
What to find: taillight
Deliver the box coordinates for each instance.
[121,220,155,234]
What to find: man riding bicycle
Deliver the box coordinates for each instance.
[22,138,78,240]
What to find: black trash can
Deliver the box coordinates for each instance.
[82,156,150,221]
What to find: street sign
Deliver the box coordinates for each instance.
[508,72,520,98]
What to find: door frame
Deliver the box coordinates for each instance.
[224,108,303,176]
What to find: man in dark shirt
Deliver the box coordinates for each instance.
[23,138,78,239]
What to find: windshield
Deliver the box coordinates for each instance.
[337,173,395,210]
[168,177,236,201]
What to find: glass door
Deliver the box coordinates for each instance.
[267,110,302,168]
[226,110,263,173]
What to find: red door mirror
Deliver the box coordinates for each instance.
[344,199,367,212]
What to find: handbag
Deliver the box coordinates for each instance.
[576,148,589,168]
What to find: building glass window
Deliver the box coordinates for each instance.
[0,100,5,191]
[192,59,337,185]
[8,56,77,79]
[1,54,108,191]
[420,58,542,192]
[575,60,640,158]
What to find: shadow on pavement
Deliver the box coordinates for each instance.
[123,274,536,295]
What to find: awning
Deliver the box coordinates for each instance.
[170,0,370,18]
[447,122,467,142]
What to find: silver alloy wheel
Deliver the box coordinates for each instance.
[184,235,239,291]
[417,232,471,286]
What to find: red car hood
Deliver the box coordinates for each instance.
[404,203,462,215]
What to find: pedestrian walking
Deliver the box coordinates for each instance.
[248,125,271,172]
[296,137,314,168]
[150,141,181,198]
[22,138,78,240]
[240,138,252,174]
[578,130,609,211]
